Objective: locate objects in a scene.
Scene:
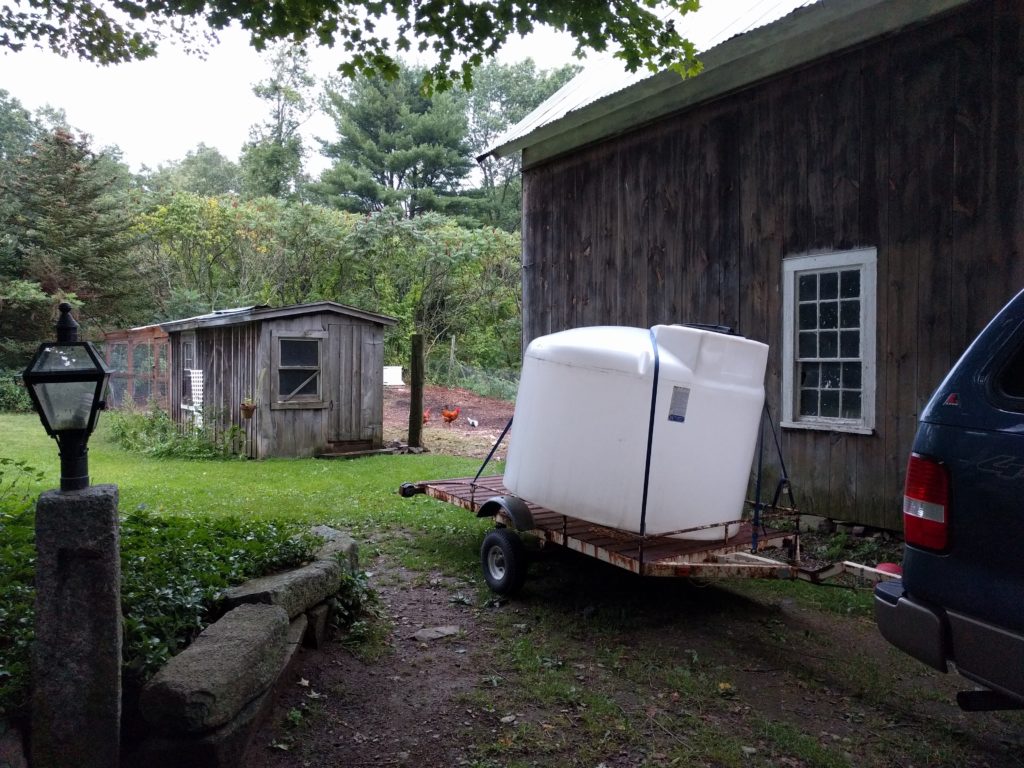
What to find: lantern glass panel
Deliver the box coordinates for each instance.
[31,380,97,431]
[33,345,98,374]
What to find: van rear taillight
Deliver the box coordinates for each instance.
[903,454,950,551]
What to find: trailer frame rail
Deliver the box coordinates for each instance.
[400,476,899,586]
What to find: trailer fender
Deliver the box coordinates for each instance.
[478,495,535,531]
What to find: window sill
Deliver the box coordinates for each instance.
[780,420,874,436]
[270,401,328,411]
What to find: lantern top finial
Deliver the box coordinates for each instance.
[56,303,78,344]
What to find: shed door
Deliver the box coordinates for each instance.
[329,323,384,445]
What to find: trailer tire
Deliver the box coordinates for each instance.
[481,528,527,595]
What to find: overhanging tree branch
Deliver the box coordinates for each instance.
[2,0,702,91]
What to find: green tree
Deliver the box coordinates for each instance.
[0,91,37,171]
[331,210,520,365]
[239,44,314,200]
[135,192,246,313]
[230,197,360,306]
[143,144,240,196]
[0,1,701,92]
[0,91,39,277]
[1,129,146,365]
[463,59,579,230]
[313,64,472,218]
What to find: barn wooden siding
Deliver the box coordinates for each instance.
[520,2,1024,528]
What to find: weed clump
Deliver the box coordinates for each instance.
[108,406,246,459]
[0,372,32,413]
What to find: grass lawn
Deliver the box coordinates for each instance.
[2,412,879,612]
[3,412,492,536]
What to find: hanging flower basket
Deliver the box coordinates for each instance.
[240,402,257,419]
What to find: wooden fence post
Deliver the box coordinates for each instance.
[408,334,424,448]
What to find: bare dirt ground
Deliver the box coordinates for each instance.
[246,388,1024,768]
[382,384,516,459]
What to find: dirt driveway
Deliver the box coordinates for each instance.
[248,549,1023,767]
[246,388,1024,767]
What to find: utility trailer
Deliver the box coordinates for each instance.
[399,475,899,595]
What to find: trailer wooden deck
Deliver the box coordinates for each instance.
[404,475,805,580]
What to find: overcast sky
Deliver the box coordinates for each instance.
[0,0,811,175]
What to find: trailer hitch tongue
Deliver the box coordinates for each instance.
[399,483,425,498]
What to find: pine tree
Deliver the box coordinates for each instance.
[313,64,473,218]
[239,44,313,200]
[2,129,146,348]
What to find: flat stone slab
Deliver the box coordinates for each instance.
[411,625,460,642]
[140,604,289,734]
[134,615,310,768]
[222,559,343,619]
[310,525,359,573]
[304,603,330,649]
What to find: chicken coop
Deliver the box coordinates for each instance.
[101,324,170,411]
[160,302,397,459]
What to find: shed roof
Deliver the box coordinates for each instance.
[482,0,971,168]
[160,301,398,332]
[103,323,168,341]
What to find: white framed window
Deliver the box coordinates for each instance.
[782,248,877,434]
[272,331,327,409]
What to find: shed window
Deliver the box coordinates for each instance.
[782,249,876,434]
[275,336,324,406]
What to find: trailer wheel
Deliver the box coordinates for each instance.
[481,528,527,595]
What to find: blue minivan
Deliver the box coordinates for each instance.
[875,289,1024,711]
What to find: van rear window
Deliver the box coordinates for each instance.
[998,343,1024,399]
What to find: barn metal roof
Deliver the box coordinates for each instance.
[482,0,972,168]
[160,301,398,332]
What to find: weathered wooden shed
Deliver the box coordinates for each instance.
[160,302,397,459]
[482,0,1024,529]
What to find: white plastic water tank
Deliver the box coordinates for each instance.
[503,325,768,539]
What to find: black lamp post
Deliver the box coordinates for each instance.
[22,303,110,491]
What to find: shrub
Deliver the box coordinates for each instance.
[0,372,32,413]
[0,458,43,716]
[108,407,246,459]
[0,495,319,718]
[427,360,518,401]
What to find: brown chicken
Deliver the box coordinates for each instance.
[422,408,431,424]
[441,406,461,425]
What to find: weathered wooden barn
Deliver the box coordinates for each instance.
[161,302,397,459]
[483,0,1024,528]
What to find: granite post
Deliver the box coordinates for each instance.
[32,484,121,768]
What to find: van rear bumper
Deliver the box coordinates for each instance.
[875,580,1024,703]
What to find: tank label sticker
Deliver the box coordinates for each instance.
[668,386,690,423]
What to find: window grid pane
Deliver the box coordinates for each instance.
[279,370,319,397]
[281,339,319,367]
[277,338,321,402]
[795,266,863,420]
